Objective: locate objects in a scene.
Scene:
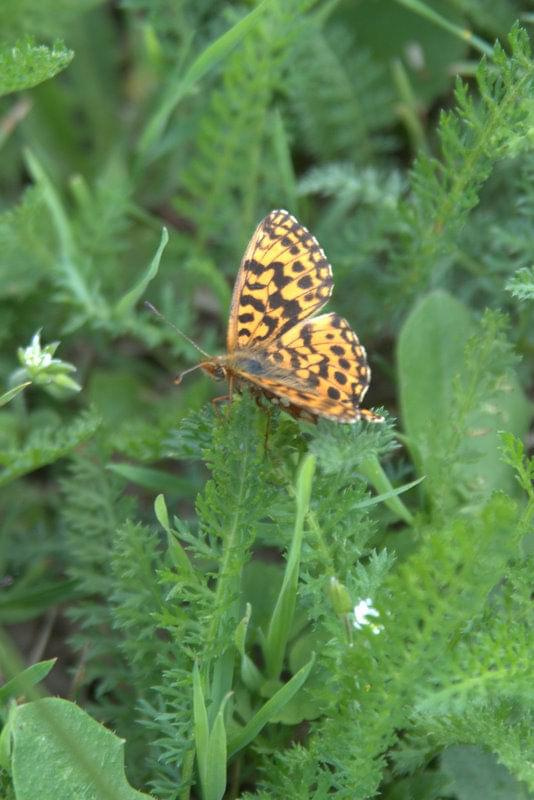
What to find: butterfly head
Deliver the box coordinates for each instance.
[174,357,227,385]
[199,358,227,382]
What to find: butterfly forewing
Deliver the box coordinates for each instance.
[227,209,333,352]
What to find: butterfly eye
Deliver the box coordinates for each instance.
[213,365,226,381]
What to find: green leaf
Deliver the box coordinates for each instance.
[0,658,56,703]
[0,382,31,406]
[264,455,315,679]
[114,227,168,317]
[11,698,151,799]
[398,291,473,451]
[24,150,107,328]
[106,462,190,494]
[0,576,78,623]
[358,454,416,524]
[0,410,100,488]
[205,696,230,800]
[228,654,315,758]
[193,663,210,796]
[234,603,251,658]
[0,39,73,97]
[0,708,12,768]
[499,432,534,499]
[352,475,424,512]
[441,745,527,800]
[390,25,534,301]
[0,187,54,296]
[506,266,534,301]
[394,0,492,56]
[138,0,271,157]
[397,292,531,501]
[154,492,170,530]
[271,109,298,212]
[154,493,196,578]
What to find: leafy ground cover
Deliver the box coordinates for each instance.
[0,2,533,799]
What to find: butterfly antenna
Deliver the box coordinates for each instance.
[144,301,212,359]
[174,363,206,385]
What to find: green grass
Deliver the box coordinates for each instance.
[0,2,533,799]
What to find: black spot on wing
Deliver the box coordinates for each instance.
[269,293,300,317]
[241,294,266,312]
[247,259,264,276]
[297,275,313,289]
[271,262,292,289]
[251,314,278,342]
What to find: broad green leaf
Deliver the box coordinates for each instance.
[441,745,526,800]
[0,39,73,97]
[397,291,531,498]
[11,698,151,800]
[398,291,474,448]
[0,658,55,703]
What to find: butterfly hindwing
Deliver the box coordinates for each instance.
[230,313,383,423]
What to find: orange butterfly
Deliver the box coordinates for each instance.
[177,210,383,424]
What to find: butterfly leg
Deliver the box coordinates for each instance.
[211,394,230,417]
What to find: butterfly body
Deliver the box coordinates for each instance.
[193,210,382,424]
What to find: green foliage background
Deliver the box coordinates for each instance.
[0,1,533,799]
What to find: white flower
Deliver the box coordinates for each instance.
[21,331,56,370]
[14,331,81,397]
[352,598,383,635]
[23,332,44,367]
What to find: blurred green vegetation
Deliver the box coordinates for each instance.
[0,1,533,799]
